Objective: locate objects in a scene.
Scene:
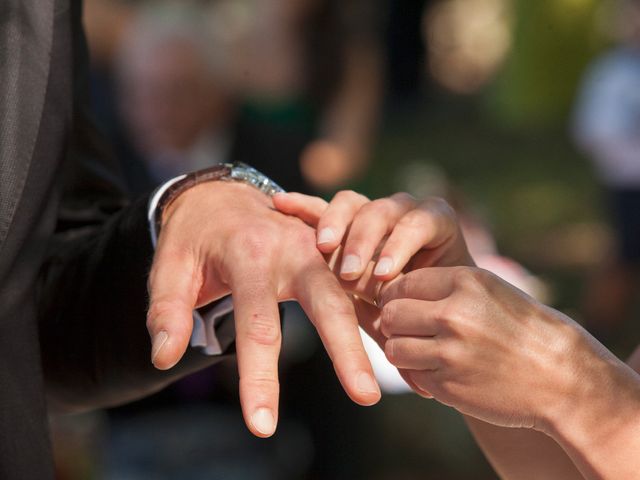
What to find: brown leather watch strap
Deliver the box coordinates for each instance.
[153,163,285,241]
[154,164,232,235]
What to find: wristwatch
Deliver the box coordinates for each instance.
[151,162,285,242]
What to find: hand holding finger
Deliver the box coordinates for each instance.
[315,190,369,254]
[374,197,471,280]
[379,267,460,306]
[352,295,385,346]
[339,193,417,281]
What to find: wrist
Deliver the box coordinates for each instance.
[543,329,640,451]
[548,352,640,478]
[162,181,270,228]
[155,162,284,234]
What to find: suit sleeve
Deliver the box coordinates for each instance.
[37,2,231,413]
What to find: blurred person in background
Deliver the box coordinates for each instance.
[1,0,394,478]
[574,0,640,340]
[224,0,384,192]
[114,6,237,188]
[84,0,384,194]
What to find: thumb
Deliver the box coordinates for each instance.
[147,247,199,370]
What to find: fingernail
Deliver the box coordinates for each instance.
[357,372,380,395]
[374,257,394,276]
[417,386,435,399]
[341,254,361,275]
[151,331,169,364]
[251,408,275,436]
[317,227,336,245]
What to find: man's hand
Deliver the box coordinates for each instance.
[145,182,381,438]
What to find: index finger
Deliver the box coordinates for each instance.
[294,258,381,406]
[229,266,282,438]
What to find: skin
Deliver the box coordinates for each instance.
[273,190,640,480]
[379,269,640,480]
[146,183,381,439]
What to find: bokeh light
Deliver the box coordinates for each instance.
[424,0,513,94]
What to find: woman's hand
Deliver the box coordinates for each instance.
[272,191,474,282]
[378,266,640,435]
[272,190,474,353]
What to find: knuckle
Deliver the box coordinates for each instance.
[422,197,457,230]
[452,267,485,289]
[398,274,418,299]
[429,196,456,217]
[555,315,584,353]
[334,189,367,204]
[360,199,391,218]
[384,340,396,363]
[292,224,317,248]
[390,191,417,205]
[380,301,398,335]
[336,340,367,364]
[240,375,280,392]
[237,229,277,262]
[245,314,281,346]
[398,208,430,229]
[469,268,493,292]
[146,299,184,327]
[323,292,356,318]
[436,343,456,368]
[438,303,462,333]
[148,246,189,284]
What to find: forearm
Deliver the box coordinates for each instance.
[546,356,640,480]
[466,344,640,480]
[465,417,584,479]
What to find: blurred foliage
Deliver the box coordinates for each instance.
[359,103,600,251]
[489,0,612,127]
[353,99,603,315]
[363,394,497,480]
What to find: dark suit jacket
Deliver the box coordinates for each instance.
[0,1,228,477]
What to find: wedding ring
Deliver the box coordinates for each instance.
[373,280,386,308]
